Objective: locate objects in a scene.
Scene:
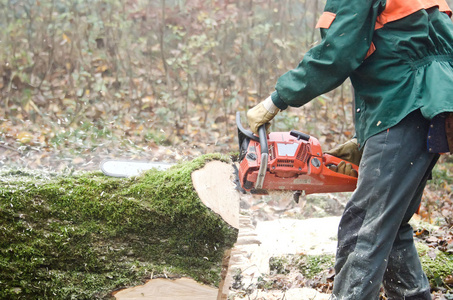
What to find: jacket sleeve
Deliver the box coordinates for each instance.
[272,0,384,109]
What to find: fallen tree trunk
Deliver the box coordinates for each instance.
[0,154,238,299]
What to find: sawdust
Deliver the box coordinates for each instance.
[244,287,330,300]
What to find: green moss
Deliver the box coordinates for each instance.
[416,243,453,288]
[269,254,335,279]
[269,246,453,291]
[269,256,291,275]
[295,254,335,279]
[430,162,453,189]
[0,153,237,299]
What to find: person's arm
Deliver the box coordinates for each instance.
[272,0,384,110]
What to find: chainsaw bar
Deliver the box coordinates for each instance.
[100,160,174,177]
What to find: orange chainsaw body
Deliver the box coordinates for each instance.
[238,131,359,195]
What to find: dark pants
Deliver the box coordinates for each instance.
[332,110,439,300]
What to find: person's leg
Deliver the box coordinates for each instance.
[332,110,438,300]
[383,154,438,299]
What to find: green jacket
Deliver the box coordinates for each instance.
[271,0,453,148]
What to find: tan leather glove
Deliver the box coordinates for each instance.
[325,138,362,166]
[327,161,358,177]
[338,161,358,177]
[247,96,279,135]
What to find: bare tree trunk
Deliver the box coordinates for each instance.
[159,0,171,89]
[311,0,320,45]
[37,0,56,91]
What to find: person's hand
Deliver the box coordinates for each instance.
[247,96,279,135]
[325,138,362,166]
[326,139,361,177]
[328,161,358,177]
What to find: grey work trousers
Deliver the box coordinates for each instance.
[332,110,439,300]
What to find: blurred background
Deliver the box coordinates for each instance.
[0,0,361,170]
[0,0,452,176]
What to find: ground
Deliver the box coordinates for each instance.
[0,141,452,299]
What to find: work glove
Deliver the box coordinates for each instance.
[325,138,362,166]
[247,96,280,135]
[326,139,361,177]
[328,161,358,178]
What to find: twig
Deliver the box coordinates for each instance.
[0,143,19,152]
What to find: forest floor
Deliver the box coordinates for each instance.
[1,127,453,299]
[227,190,453,300]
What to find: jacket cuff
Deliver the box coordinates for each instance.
[271,91,288,110]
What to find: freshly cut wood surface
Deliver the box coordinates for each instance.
[192,161,240,229]
[113,278,217,300]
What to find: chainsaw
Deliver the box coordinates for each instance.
[236,112,358,202]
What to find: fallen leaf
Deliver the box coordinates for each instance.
[17,132,33,144]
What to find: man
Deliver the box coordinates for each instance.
[247,0,453,299]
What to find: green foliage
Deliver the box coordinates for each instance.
[269,246,453,291]
[269,253,335,279]
[273,111,301,132]
[0,154,237,299]
[431,161,453,189]
[416,243,453,289]
[269,256,292,275]
[295,255,335,279]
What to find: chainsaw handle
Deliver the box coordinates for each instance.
[235,111,268,189]
[236,112,259,142]
[290,130,310,141]
[258,125,268,156]
[255,125,269,189]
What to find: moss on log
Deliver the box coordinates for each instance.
[0,153,238,299]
